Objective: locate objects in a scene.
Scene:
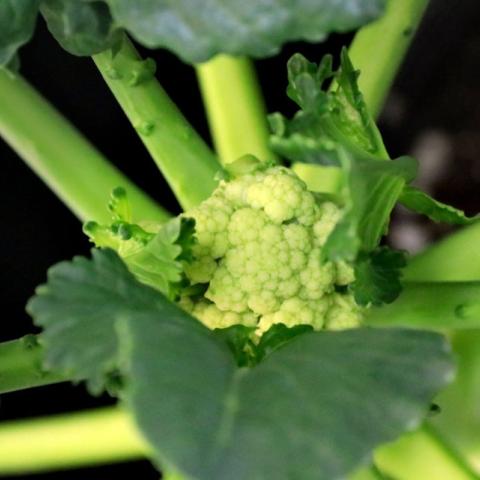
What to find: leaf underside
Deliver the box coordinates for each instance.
[0,0,40,67]
[29,250,454,480]
[108,0,386,63]
[0,0,387,67]
[40,0,121,56]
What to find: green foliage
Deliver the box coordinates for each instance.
[270,49,387,166]
[322,153,417,261]
[40,0,121,56]
[274,49,386,163]
[0,0,39,67]
[108,0,386,63]
[400,186,479,225]
[270,51,417,264]
[27,249,453,479]
[0,0,386,68]
[27,249,159,393]
[255,323,314,361]
[213,325,257,367]
[84,188,195,300]
[352,247,407,306]
[213,323,314,367]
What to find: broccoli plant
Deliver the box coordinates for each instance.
[1,1,480,479]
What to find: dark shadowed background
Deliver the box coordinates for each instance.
[1,0,479,477]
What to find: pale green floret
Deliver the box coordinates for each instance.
[180,165,364,334]
[325,293,363,330]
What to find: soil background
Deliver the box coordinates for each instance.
[1,0,479,478]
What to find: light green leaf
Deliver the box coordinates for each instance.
[40,0,121,56]
[322,153,417,261]
[84,188,195,299]
[271,52,417,262]
[0,0,39,67]
[400,186,479,225]
[123,317,453,480]
[107,0,386,63]
[270,49,388,166]
[123,216,196,299]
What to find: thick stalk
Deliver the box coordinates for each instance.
[403,224,480,473]
[0,336,67,394]
[93,37,221,210]
[375,425,479,480]
[0,407,147,474]
[405,223,480,282]
[366,281,480,330]
[0,405,470,480]
[349,0,430,118]
[196,55,276,165]
[0,70,167,224]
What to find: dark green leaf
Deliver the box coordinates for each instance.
[107,0,386,63]
[214,323,315,367]
[40,0,121,56]
[123,318,453,480]
[352,247,407,306]
[213,325,256,367]
[26,248,172,393]
[28,250,453,479]
[0,0,39,68]
[256,323,313,361]
[400,186,479,225]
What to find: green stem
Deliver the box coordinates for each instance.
[405,223,480,282]
[93,37,221,210]
[366,281,480,330]
[0,70,168,224]
[0,407,148,474]
[0,336,68,394]
[375,425,479,480]
[432,330,480,472]
[196,55,276,165]
[349,0,430,118]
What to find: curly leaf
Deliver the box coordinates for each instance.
[84,189,195,299]
[124,216,196,299]
[352,247,407,306]
[400,186,479,225]
[272,52,418,262]
[270,49,387,166]
[0,0,39,67]
[26,248,167,393]
[107,0,386,63]
[40,0,121,56]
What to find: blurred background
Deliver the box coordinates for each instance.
[1,0,479,477]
